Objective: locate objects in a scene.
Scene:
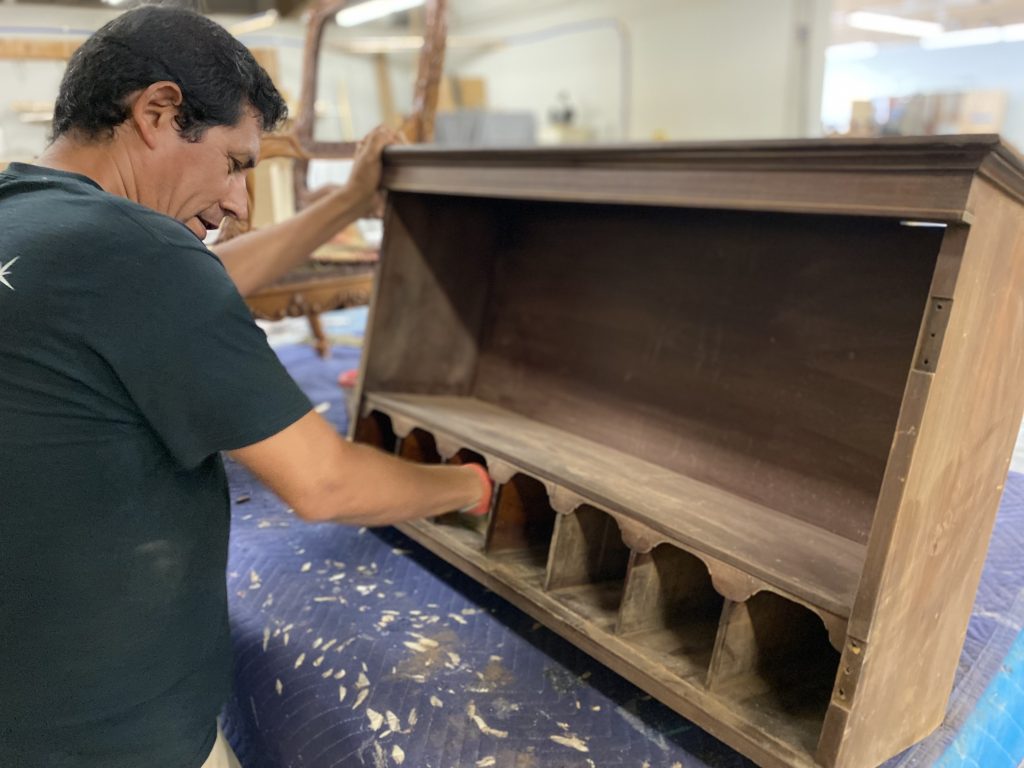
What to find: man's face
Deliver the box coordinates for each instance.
[156,107,261,241]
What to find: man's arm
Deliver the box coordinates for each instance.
[212,125,396,297]
[229,410,489,526]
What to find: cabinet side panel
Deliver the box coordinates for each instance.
[362,193,496,394]
[823,180,1024,768]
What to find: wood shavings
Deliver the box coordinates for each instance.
[301,562,312,573]
[399,638,436,655]
[550,734,589,752]
[283,632,290,646]
[476,758,496,767]
[356,672,370,689]
[313,655,325,667]
[275,679,283,695]
[322,639,337,651]
[235,493,251,504]
[392,548,411,555]
[467,702,508,738]
[313,638,323,649]
[366,709,384,731]
[329,573,346,582]
[294,653,306,669]
[257,520,272,528]
[314,401,331,414]
[392,745,405,765]
[322,668,335,679]
[355,584,377,596]
[408,708,418,726]
[447,652,461,666]
[262,628,270,652]
[407,633,439,648]
[334,669,346,680]
[430,696,443,708]
[449,613,468,625]
[352,688,369,709]
[338,685,346,703]
[385,711,401,732]
[461,608,480,615]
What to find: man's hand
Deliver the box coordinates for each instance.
[212,125,405,296]
[346,125,405,218]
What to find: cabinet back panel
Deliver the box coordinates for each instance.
[465,201,942,543]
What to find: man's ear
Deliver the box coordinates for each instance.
[130,81,184,150]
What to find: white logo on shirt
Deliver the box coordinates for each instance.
[0,256,18,290]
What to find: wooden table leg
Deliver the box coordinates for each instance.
[307,310,330,358]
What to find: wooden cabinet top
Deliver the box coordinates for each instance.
[382,134,1024,222]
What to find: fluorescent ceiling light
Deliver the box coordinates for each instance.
[847,11,943,38]
[826,41,879,60]
[1003,23,1024,42]
[336,0,426,28]
[920,26,1002,49]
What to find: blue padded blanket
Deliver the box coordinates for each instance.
[221,343,1024,768]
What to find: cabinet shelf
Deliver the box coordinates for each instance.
[364,392,865,618]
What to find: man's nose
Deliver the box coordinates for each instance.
[223,173,250,223]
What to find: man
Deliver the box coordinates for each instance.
[0,6,489,768]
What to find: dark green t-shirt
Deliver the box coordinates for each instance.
[0,163,312,767]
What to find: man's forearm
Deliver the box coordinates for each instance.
[213,185,373,297]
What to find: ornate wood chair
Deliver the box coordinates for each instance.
[238,0,448,357]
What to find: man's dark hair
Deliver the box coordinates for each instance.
[52,5,287,142]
